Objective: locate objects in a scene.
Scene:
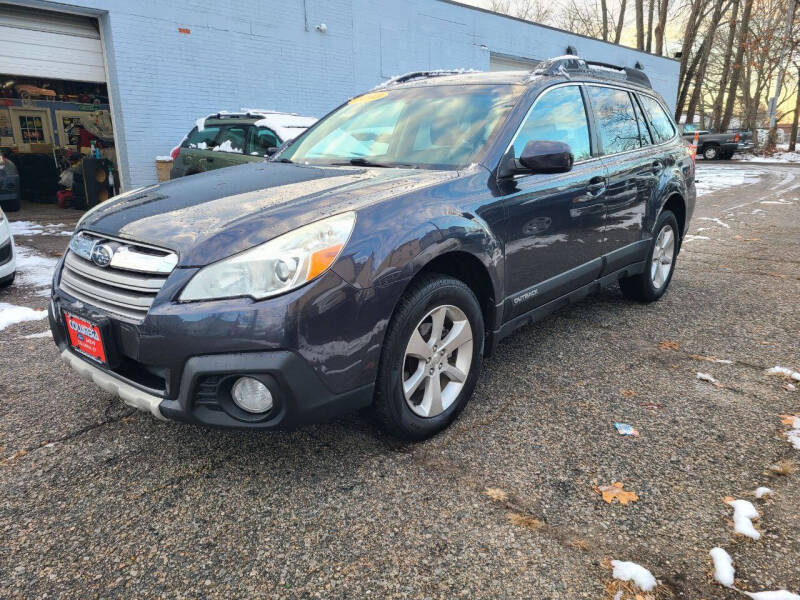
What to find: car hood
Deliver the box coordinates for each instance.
[80,161,457,266]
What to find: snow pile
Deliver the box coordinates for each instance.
[767,366,800,381]
[14,245,58,294]
[754,487,773,499]
[709,547,735,587]
[9,221,72,237]
[697,372,719,384]
[726,498,760,539]
[695,166,764,196]
[253,113,316,141]
[155,155,173,162]
[610,560,657,591]
[0,302,47,331]
[760,199,794,205]
[739,151,800,163]
[212,140,241,153]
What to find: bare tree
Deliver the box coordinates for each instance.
[720,0,755,131]
[711,0,740,129]
[488,0,554,23]
[636,0,645,48]
[684,0,730,124]
[646,0,655,51]
[654,0,670,55]
[790,64,800,150]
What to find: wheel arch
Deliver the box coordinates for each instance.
[660,193,687,239]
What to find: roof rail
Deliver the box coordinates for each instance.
[532,55,652,89]
[380,69,471,87]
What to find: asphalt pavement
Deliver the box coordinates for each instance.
[1,163,798,599]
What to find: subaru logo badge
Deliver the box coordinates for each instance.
[90,243,113,268]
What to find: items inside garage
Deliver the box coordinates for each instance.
[0,6,119,214]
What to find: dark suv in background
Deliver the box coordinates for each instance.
[50,56,695,439]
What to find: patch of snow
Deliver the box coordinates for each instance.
[9,221,72,237]
[743,591,800,600]
[0,303,47,330]
[697,217,730,229]
[785,429,800,450]
[684,235,711,242]
[189,141,208,150]
[754,487,773,499]
[155,155,173,161]
[697,372,718,384]
[21,330,52,339]
[695,166,764,197]
[610,560,657,591]
[211,140,241,153]
[709,547,735,587]
[195,116,206,132]
[760,199,793,205]
[252,113,316,141]
[726,498,760,539]
[767,366,800,381]
[14,245,57,295]
[738,151,800,163]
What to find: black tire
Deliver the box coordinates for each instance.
[1,193,21,212]
[719,150,734,160]
[619,210,680,303]
[0,271,14,288]
[372,274,484,440]
[702,144,720,160]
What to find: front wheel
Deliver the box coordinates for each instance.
[372,274,484,439]
[619,210,680,303]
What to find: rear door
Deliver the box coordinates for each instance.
[586,85,657,269]
[500,84,608,318]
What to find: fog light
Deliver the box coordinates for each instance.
[231,377,273,414]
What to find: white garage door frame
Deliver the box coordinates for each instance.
[0,1,127,190]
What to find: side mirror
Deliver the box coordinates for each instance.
[266,146,279,156]
[518,140,574,174]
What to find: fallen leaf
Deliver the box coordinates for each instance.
[506,512,544,529]
[780,414,800,426]
[639,402,663,410]
[768,460,795,476]
[620,389,636,398]
[484,487,508,502]
[595,482,639,505]
[658,340,679,350]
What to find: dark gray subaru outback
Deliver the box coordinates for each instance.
[49,57,695,439]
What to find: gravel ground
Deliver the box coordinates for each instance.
[1,164,798,599]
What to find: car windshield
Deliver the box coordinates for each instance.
[280,84,523,169]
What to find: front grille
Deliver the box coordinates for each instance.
[0,239,11,266]
[59,233,176,322]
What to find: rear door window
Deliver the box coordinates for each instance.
[184,126,220,150]
[212,126,246,153]
[638,95,677,143]
[248,126,280,156]
[587,86,641,154]
[513,85,591,162]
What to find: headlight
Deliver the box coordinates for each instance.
[180,212,356,302]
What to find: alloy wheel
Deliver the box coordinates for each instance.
[650,224,675,290]
[402,305,473,418]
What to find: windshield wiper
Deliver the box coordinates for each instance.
[331,157,393,168]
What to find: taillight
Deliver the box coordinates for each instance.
[734,133,740,143]
[170,145,180,161]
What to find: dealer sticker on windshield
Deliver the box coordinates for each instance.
[64,312,107,364]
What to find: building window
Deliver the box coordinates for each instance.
[18,115,46,143]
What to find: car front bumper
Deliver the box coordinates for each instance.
[0,224,15,282]
[48,272,376,430]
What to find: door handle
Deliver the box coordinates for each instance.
[586,177,606,194]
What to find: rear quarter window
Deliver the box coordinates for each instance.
[638,95,677,143]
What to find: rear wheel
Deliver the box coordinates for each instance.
[702,144,720,160]
[372,274,484,439]
[0,271,14,288]
[619,210,679,303]
[720,150,734,160]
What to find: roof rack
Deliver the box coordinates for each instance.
[380,69,472,87]
[532,55,652,89]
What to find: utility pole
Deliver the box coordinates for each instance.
[767,0,797,148]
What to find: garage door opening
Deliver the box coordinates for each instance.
[0,5,119,216]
